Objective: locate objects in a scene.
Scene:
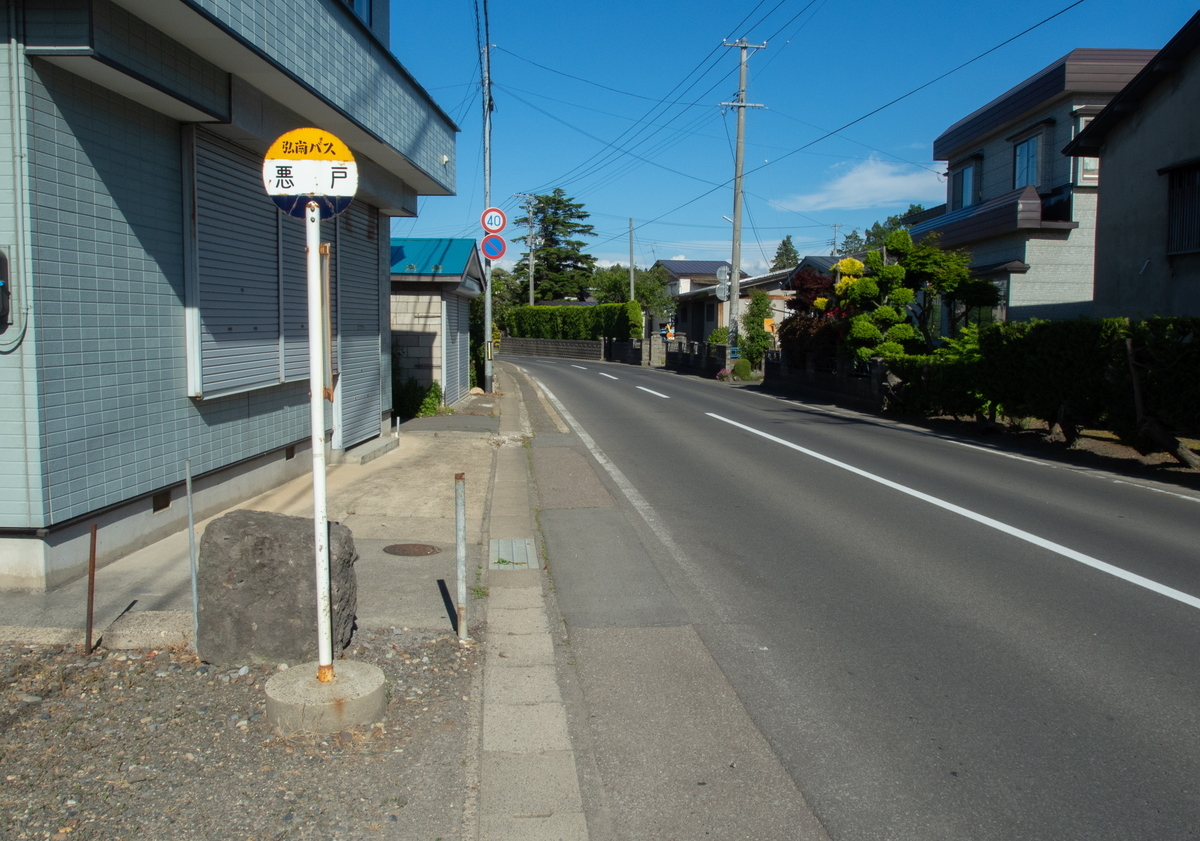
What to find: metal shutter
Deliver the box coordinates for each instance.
[334,200,381,449]
[444,295,470,406]
[195,131,280,395]
[280,215,339,380]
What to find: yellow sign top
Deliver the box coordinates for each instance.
[265,127,355,162]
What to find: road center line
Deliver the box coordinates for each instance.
[571,365,588,370]
[600,373,618,380]
[637,386,670,399]
[707,412,1200,612]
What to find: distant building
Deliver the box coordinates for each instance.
[910,49,1155,321]
[0,1,457,589]
[656,260,748,341]
[389,239,483,407]
[1064,13,1200,317]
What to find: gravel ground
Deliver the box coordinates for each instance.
[0,627,483,841]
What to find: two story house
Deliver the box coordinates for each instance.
[910,49,1155,321]
[0,0,457,589]
[1064,12,1200,318]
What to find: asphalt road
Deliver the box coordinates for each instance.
[514,357,1200,841]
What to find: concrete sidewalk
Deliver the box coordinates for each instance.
[0,365,591,840]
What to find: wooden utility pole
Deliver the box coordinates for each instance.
[481,11,495,391]
[629,218,635,302]
[721,39,765,354]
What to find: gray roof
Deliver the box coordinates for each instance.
[654,260,749,279]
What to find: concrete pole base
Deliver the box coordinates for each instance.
[265,660,387,735]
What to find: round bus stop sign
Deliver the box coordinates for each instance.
[263,128,358,219]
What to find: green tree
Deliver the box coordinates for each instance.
[770,235,800,271]
[739,288,775,369]
[885,230,1000,350]
[837,203,926,256]
[513,188,596,301]
[837,229,865,256]
[592,263,674,318]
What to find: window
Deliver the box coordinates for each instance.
[1014,135,1040,189]
[1166,163,1200,254]
[342,0,371,24]
[950,159,979,211]
[1076,117,1099,185]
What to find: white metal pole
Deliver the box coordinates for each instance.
[306,201,334,683]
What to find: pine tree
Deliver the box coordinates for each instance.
[513,189,597,301]
[770,235,800,271]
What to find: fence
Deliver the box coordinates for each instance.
[664,340,727,377]
[763,353,890,412]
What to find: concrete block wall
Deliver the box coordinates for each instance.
[497,338,603,360]
[391,292,441,387]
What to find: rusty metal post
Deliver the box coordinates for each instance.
[455,473,467,640]
[84,523,97,654]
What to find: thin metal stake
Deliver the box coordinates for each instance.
[185,459,199,647]
[84,523,97,654]
[455,473,467,640]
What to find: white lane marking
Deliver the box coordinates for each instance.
[637,386,670,399]
[571,365,588,370]
[600,373,619,380]
[753,390,1200,505]
[707,412,1200,612]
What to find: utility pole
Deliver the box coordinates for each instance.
[721,39,765,358]
[519,193,538,306]
[481,10,495,392]
[628,218,635,302]
[831,223,844,256]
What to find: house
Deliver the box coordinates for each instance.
[909,49,1155,321]
[1063,12,1200,318]
[674,267,792,343]
[658,260,748,341]
[389,239,483,407]
[0,0,457,590]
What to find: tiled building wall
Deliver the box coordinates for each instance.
[0,37,45,527]
[92,0,230,118]
[24,60,309,526]
[192,0,454,190]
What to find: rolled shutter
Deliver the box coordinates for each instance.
[195,130,280,395]
[335,200,382,448]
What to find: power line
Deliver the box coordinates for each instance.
[590,0,1091,248]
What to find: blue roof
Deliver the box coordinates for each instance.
[390,239,480,276]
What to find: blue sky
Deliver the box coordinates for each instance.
[388,0,1196,274]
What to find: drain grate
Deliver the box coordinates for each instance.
[383,543,441,557]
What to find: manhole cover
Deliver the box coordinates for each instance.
[383,543,441,556]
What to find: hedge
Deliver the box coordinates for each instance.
[506,302,642,340]
[885,317,1200,444]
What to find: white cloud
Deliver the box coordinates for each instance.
[776,157,946,212]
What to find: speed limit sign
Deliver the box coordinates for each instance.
[481,207,507,234]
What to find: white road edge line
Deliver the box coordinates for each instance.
[752,390,1200,505]
[600,373,618,380]
[533,378,723,613]
[707,412,1200,612]
[637,386,670,399]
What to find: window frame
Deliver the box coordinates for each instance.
[949,156,981,211]
[1013,134,1041,190]
[1163,160,1200,256]
[1074,115,1099,185]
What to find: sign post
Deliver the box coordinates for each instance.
[263,128,358,684]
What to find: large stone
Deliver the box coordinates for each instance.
[197,510,357,666]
